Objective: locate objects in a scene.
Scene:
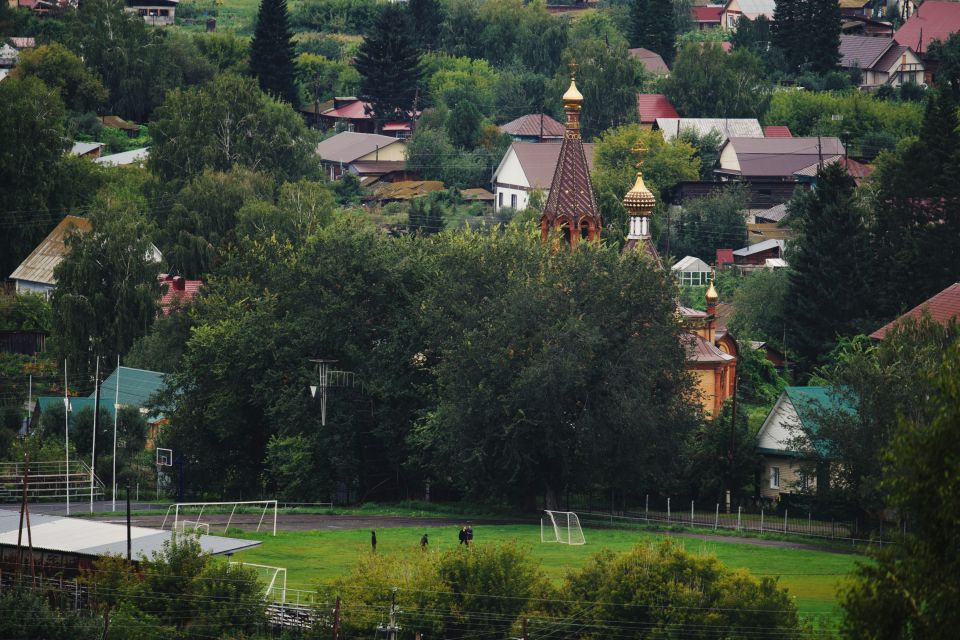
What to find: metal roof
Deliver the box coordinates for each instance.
[838,35,894,70]
[894,1,960,54]
[755,203,788,223]
[95,148,149,166]
[733,238,784,256]
[499,114,565,138]
[721,137,846,178]
[871,282,960,340]
[96,366,166,407]
[315,132,404,164]
[656,118,763,143]
[501,142,597,190]
[671,255,712,273]
[763,125,792,138]
[70,141,104,156]
[627,48,670,75]
[9,215,91,285]
[684,333,735,364]
[637,94,679,124]
[0,509,259,559]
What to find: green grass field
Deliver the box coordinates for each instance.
[229,524,861,623]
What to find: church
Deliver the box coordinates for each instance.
[541,69,738,418]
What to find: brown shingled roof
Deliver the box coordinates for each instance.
[541,131,600,229]
[870,282,960,340]
[499,114,565,138]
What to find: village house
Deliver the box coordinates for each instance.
[838,35,924,88]
[492,141,597,213]
[124,0,178,26]
[627,47,670,76]
[893,0,960,83]
[756,386,856,501]
[732,238,786,267]
[158,273,202,314]
[8,215,162,297]
[721,0,775,31]
[300,96,415,137]
[716,137,846,182]
[498,113,565,142]
[636,93,679,128]
[315,132,407,181]
[692,5,723,30]
[870,281,960,339]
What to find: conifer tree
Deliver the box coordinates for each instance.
[787,163,871,370]
[629,0,677,65]
[808,0,841,74]
[409,0,444,51]
[250,0,298,105]
[354,5,423,128]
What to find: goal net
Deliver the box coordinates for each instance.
[160,500,278,536]
[541,510,586,545]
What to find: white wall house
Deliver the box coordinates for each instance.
[492,142,596,213]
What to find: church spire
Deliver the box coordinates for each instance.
[540,61,602,247]
[622,143,660,264]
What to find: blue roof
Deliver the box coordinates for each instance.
[94,366,166,407]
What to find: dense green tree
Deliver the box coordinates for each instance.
[790,319,959,517]
[681,398,758,500]
[12,43,106,112]
[773,0,840,74]
[677,127,723,180]
[0,586,101,639]
[731,14,773,57]
[447,99,483,149]
[192,31,250,74]
[72,405,148,483]
[149,73,316,184]
[423,54,498,115]
[564,541,803,637]
[928,33,960,98]
[52,207,161,382]
[566,38,644,140]
[408,197,446,236]
[354,4,423,127]
[125,309,194,374]
[493,65,550,123]
[787,163,872,369]
[728,268,790,352]
[670,186,748,262]
[409,0,445,51]
[840,341,960,637]
[297,53,360,107]
[629,0,677,65]
[663,44,772,118]
[250,0,298,105]
[868,88,960,319]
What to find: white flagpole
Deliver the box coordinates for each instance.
[64,359,69,516]
[112,355,120,512]
[90,356,99,513]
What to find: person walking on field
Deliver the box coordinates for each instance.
[420,533,429,550]
[466,524,473,545]
[371,531,377,553]
[459,526,468,545]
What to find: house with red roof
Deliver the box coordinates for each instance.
[158,274,202,314]
[894,0,960,82]
[627,48,670,76]
[763,125,792,138]
[692,5,723,30]
[300,97,415,137]
[637,94,679,128]
[870,282,960,340]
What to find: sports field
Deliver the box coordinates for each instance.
[229,523,861,623]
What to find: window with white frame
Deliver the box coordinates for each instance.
[769,466,780,489]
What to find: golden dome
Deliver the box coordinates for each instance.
[563,78,583,109]
[623,171,656,215]
[705,281,719,304]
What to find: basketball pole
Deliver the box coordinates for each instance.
[90,355,99,513]
[64,358,69,516]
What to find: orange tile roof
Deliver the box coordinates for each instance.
[870,282,960,339]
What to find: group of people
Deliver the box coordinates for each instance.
[369,524,475,553]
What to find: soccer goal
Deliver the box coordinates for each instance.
[160,500,278,536]
[541,510,586,545]
[230,562,287,604]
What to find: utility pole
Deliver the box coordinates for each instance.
[728,368,739,500]
[332,596,342,640]
[378,588,400,640]
[112,355,120,512]
[64,359,70,516]
[91,355,100,512]
[126,485,132,563]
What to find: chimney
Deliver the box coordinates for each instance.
[173,276,185,291]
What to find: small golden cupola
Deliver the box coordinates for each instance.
[622,143,660,263]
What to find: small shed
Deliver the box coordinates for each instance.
[671,256,713,286]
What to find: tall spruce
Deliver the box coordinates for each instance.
[629,0,677,65]
[408,0,444,51]
[787,163,871,370]
[250,0,298,105]
[354,4,423,128]
[774,0,840,74]
[773,0,804,71]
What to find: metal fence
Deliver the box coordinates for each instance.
[575,496,903,545]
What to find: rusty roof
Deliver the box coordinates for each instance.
[871,282,960,340]
[541,129,601,229]
[499,114,565,138]
[100,115,139,131]
[9,216,91,286]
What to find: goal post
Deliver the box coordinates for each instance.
[160,500,278,536]
[541,510,586,545]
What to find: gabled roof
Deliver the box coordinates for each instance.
[720,137,846,178]
[96,148,149,166]
[499,113,565,138]
[763,125,792,138]
[158,274,202,312]
[792,155,874,180]
[70,141,104,156]
[785,386,857,437]
[9,216,91,286]
[838,35,895,70]
[894,1,960,54]
[724,0,776,19]
[692,6,723,22]
[627,48,670,75]
[497,142,597,190]
[874,43,912,72]
[755,203,788,223]
[757,386,857,457]
[671,255,712,273]
[656,118,763,143]
[733,238,784,256]
[315,132,404,164]
[321,98,370,120]
[100,115,139,132]
[637,94,678,124]
[684,333,736,364]
[9,37,36,49]
[870,282,960,340]
[95,366,167,407]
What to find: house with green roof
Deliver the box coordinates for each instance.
[756,386,857,500]
[31,366,167,436]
